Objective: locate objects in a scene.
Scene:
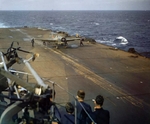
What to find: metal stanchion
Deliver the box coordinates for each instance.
[74,98,77,124]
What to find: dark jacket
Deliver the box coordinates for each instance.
[76,101,92,124]
[61,113,75,124]
[91,108,110,124]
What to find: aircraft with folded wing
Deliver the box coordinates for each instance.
[35,32,81,48]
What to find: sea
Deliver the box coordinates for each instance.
[0,10,150,57]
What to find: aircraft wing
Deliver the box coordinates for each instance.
[35,37,81,42]
[65,37,81,41]
[35,38,57,42]
[35,30,82,43]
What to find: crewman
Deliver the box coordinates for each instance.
[31,38,35,47]
[80,38,84,46]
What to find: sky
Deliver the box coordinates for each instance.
[0,0,150,10]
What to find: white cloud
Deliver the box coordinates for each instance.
[0,0,150,10]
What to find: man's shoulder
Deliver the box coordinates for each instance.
[94,108,109,115]
[102,108,109,113]
[62,113,75,123]
[82,102,91,108]
[92,108,110,124]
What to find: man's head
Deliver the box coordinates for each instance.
[77,90,85,100]
[65,102,74,114]
[80,37,85,41]
[45,88,56,101]
[95,95,104,107]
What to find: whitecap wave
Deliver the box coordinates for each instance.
[96,40,111,44]
[114,36,128,45]
[0,22,8,28]
[96,37,128,48]
[112,43,117,46]
[94,22,99,25]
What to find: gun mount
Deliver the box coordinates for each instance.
[0,41,54,124]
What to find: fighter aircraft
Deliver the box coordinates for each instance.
[35,31,81,48]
